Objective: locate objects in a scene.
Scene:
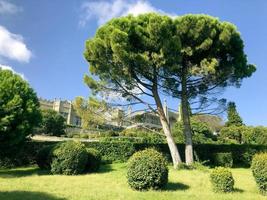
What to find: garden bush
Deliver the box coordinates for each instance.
[251,153,267,195]
[213,152,233,167]
[51,141,88,175]
[84,148,101,172]
[210,167,234,193]
[36,145,55,170]
[127,148,168,190]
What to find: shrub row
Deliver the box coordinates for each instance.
[2,141,266,168]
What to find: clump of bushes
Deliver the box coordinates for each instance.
[85,148,101,172]
[50,141,88,175]
[251,153,267,195]
[36,141,101,175]
[127,148,168,190]
[210,167,234,193]
[213,152,233,168]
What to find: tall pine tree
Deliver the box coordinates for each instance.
[226,102,243,127]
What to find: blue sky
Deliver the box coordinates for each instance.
[0,0,266,126]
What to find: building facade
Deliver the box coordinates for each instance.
[39,98,81,127]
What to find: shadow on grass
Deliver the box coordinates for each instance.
[0,191,66,200]
[98,164,114,174]
[164,182,190,191]
[234,188,244,193]
[0,168,49,178]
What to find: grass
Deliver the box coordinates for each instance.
[0,163,265,200]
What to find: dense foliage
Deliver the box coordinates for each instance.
[127,149,168,190]
[210,167,235,193]
[120,128,165,143]
[172,118,216,144]
[219,126,267,145]
[213,152,233,168]
[0,69,41,149]
[251,153,267,195]
[51,141,88,175]
[85,141,135,163]
[40,109,66,136]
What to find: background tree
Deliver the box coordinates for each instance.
[0,69,41,149]
[73,96,108,129]
[172,117,216,144]
[225,102,243,127]
[165,15,256,164]
[40,109,66,136]
[83,14,183,168]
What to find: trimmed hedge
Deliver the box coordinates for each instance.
[85,141,135,163]
[9,141,267,168]
[251,153,267,195]
[210,167,235,193]
[213,152,233,168]
[127,149,168,190]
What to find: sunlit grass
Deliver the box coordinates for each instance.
[0,163,264,200]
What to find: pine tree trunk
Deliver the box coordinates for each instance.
[152,88,182,169]
[181,69,194,165]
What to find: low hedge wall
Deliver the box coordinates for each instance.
[1,141,267,168]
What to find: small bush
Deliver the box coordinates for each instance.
[51,141,88,175]
[251,153,267,195]
[85,148,101,172]
[213,152,233,168]
[36,145,54,170]
[210,167,234,193]
[127,148,168,190]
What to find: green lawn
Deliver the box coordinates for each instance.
[0,163,264,200]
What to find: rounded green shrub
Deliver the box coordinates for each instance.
[84,148,101,173]
[127,148,168,190]
[251,153,267,195]
[210,167,234,192]
[51,141,88,175]
[36,145,54,170]
[213,152,233,168]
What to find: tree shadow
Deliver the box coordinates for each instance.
[0,191,66,200]
[0,168,50,178]
[163,182,190,191]
[98,164,114,174]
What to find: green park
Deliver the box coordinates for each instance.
[0,1,267,200]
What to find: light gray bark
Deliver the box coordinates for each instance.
[152,87,182,169]
[181,69,194,165]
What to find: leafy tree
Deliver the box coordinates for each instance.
[219,125,245,144]
[40,109,66,136]
[0,69,41,149]
[83,14,183,167]
[225,102,243,127]
[73,96,108,129]
[167,15,255,164]
[172,117,216,144]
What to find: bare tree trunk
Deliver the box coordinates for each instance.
[181,69,194,165]
[152,88,182,169]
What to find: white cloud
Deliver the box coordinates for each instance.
[0,64,26,80]
[0,25,32,63]
[80,0,171,26]
[0,0,21,15]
